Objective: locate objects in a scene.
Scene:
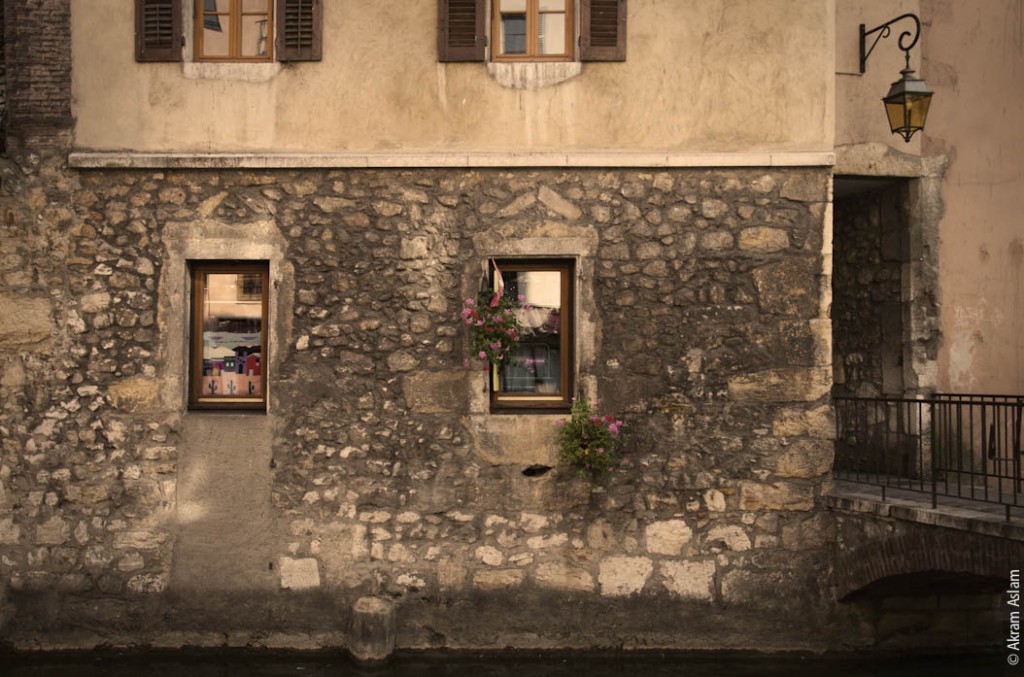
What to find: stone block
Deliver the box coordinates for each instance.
[0,296,52,346]
[279,556,321,590]
[780,173,828,203]
[79,292,112,313]
[535,562,594,592]
[475,545,504,566]
[704,525,751,552]
[113,530,168,550]
[751,257,819,317]
[598,556,653,596]
[400,237,430,259]
[775,439,834,478]
[473,569,525,590]
[645,519,693,556]
[660,560,716,601]
[108,377,161,412]
[772,404,834,437]
[728,368,831,402]
[0,518,21,545]
[35,517,70,545]
[403,372,469,414]
[387,350,419,372]
[738,482,815,512]
[739,227,790,253]
[538,186,581,220]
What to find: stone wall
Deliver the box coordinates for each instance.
[0,150,848,649]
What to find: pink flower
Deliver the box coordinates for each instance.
[609,423,620,435]
[556,420,565,428]
[517,294,525,302]
[478,351,487,360]
[489,342,501,350]
[465,298,475,306]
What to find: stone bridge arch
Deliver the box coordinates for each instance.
[834,528,1024,600]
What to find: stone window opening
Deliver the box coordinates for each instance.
[489,258,575,412]
[188,260,269,411]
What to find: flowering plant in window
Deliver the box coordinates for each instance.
[462,289,529,367]
[556,396,625,482]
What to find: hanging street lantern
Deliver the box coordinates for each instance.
[859,13,934,143]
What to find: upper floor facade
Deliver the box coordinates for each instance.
[71,0,838,155]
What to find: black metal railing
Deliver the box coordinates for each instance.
[834,394,1024,519]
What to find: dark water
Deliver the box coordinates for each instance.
[0,650,1015,677]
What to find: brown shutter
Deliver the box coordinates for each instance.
[135,0,182,62]
[438,0,486,62]
[277,0,323,61]
[580,0,626,62]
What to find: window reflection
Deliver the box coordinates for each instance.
[200,272,263,399]
[499,270,562,395]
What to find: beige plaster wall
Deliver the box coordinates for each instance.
[71,0,834,153]
[923,0,1024,393]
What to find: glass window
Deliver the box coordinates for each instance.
[195,0,272,61]
[491,260,574,410]
[493,0,573,62]
[189,261,269,410]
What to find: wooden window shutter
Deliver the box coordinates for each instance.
[438,0,486,62]
[135,0,182,62]
[580,0,627,62]
[277,0,323,61]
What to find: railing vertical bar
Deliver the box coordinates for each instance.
[930,399,938,509]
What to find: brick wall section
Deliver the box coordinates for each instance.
[3,0,73,150]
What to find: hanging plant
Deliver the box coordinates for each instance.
[462,287,530,367]
[556,396,625,483]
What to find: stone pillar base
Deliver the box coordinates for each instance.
[349,596,395,663]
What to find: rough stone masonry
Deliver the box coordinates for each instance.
[0,149,863,650]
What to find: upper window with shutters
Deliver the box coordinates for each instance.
[135,0,322,63]
[439,0,626,63]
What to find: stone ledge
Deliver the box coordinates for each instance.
[827,483,1024,541]
[68,151,836,170]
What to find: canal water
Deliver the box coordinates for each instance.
[0,650,1014,677]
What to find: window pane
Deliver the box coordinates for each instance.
[538,0,567,10]
[241,15,271,57]
[538,13,566,55]
[200,272,263,399]
[499,271,562,395]
[500,13,527,55]
[241,0,269,11]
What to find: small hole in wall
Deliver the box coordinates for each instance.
[522,465,552,477]
[268,562,273,571]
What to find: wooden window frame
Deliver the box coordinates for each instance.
[491,0,574,63]
[189,261,269,411]
[490,259,575,412]
[194,0,274,63]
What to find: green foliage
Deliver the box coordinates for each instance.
[556,396,624,482]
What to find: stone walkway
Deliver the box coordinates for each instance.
[827,478,1024,541]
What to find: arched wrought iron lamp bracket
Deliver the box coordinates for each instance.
[859,13,921,74]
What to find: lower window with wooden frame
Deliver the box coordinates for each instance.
[189,261,269,411]
[491,259,574,411]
